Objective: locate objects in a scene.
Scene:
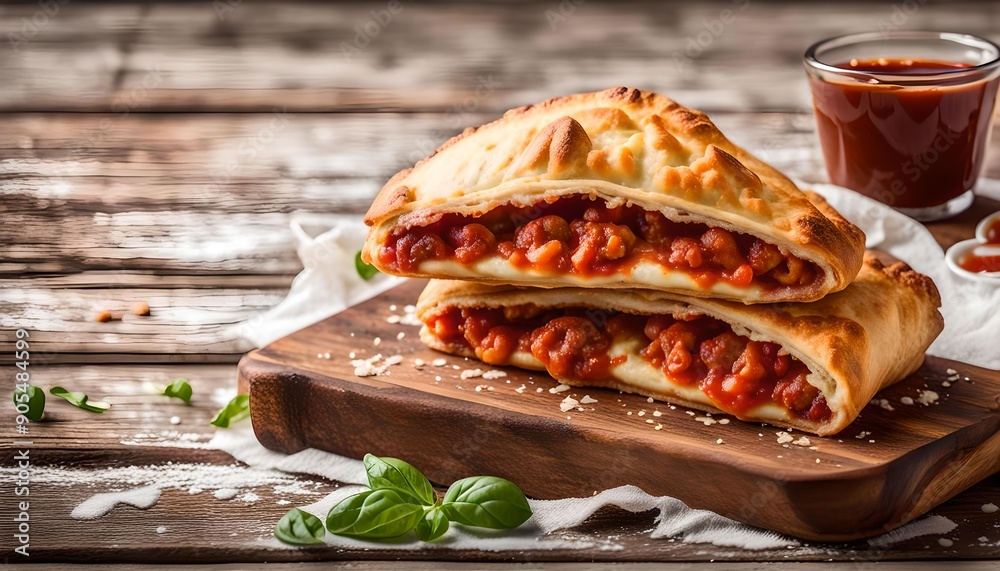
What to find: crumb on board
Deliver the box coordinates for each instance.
[432,358,447,367]
[580,395,598,404]
[560,396,579,412]
[775,432,793,445]
[716,438,724,445]
[131,301,150,316]
[916,390,939,406]
[982,503,999,514]
[549,384,571,394]
[900,396,914,405]
[94,310,114,322]
[482,370,507,380]
[792,436,811,447]
[460,369,484,380]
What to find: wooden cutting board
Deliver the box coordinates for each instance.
[238,279,1000,542]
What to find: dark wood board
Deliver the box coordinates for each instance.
[239,280,1000,543]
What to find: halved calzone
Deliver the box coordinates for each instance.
[416,254,943,436]
[363,87,865,303]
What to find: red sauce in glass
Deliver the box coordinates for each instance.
[809,58,999,209]
[426,305,832,423]
[959,216,1000,273]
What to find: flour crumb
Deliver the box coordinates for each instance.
[792,437,811,447]
[982,503,999,513]
[461,368,484,380]
[560,396,580,412]
[384,354,403,366]
[776,432,793,445]
[917,390,939,406]
[938,538,953,547]
[695,416,716,426]
[580,395,598,404]
[900,396,914,405]
[213,488,239,500]
[156,526,167,534]
[482,370,507,380]
[432,358,447,367]
[550,384,571,394]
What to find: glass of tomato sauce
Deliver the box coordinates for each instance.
[803,32,1000,221]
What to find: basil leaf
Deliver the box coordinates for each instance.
[440,476,532,529]
[325,489,423,539]
[363,454,436,506]
[50,386,110,413]
[210,394,250,428]
[162,378,193,405]
[13,385,45,421]
[414,507,449,542]
[274,507,325,545]
[355,251,378,280]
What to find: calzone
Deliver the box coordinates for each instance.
[363,87,865,303]
[416,254,943,436]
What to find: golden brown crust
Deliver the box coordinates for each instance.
[415,253,943,436]
[363,87,865,302]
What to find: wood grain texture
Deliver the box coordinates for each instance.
[239,280,1000,542]
[1,1,999,113]
[3,363,999,564]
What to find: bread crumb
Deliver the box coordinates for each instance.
[792,437,811,447]
[647,397,654,403]
[938,538,953,547]
[560,396,579,412]
[396,332,405,340]
[580,395,598,404]
[637,411,646,417]
[384,354,403,366]
[718,418,730,425]
[131,301,150,316]
[413,358,424,367]
[549,384,571,394]
[900,396,914,405]
[654,424,663,431]
[515,385,526,394]
[815,458,821,464]
[716,438,724,445]
[916,390,939,406]
[169,416,181,425]
[94,310,114,322]
[776,432,793,444]
[645,419,654,424]
[982,503,998,513]
[482,370,507,380]
[432,358,447,367]
[652,410,662,417]
[461,369,484,380]
[856,431,871,439]
[386,315,401,324]
[695,416,716,426]
[945,368,958,375]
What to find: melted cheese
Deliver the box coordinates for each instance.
[421,257,766,299]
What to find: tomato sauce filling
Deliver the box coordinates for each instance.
[379,195,820,291]
[426,305,832,423]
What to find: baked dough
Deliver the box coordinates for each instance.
[416,253,943,436]
[364,87,865,303]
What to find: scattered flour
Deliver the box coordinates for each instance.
[70,485,161,520]
[156,526,167,534]
[214,488,239,500]
[867,515,958,548]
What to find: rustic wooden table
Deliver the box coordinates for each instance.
[2,1,999,568]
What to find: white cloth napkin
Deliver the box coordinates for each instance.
[242,184,1000,370]
[808,180,1000,370]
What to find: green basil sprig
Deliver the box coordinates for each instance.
[162,378,193,404]
[355,251,379,280]
[272,454,533,545]
[363,454,436,505]
[439,476,533,529]
[210,394,249,427]
[274,508,325,546]
[50,386,110,413]
[13,385,45,421]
